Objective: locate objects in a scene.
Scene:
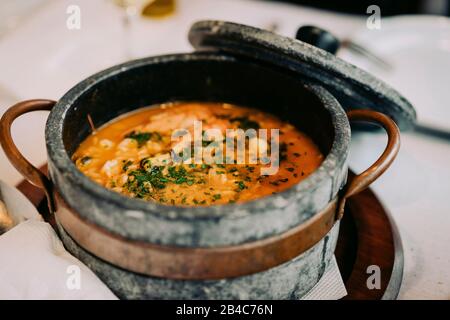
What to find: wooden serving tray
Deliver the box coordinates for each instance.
[16,167,403,300]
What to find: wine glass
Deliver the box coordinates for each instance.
[111,0,175,59]
[111,0,155,59]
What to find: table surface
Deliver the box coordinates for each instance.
[0,0,449,300]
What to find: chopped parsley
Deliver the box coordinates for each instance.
[167,166,195,185]
[125,131,161,148]
[126,166,167,196]
[122,160,133,172]
[235,181,247,192]
[125,164,200,199]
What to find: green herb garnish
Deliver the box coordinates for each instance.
[122,160,133,172]
[125,166,167,198]
[126,131,161,148]
[235,181,247,191]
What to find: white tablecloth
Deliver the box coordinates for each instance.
[0,0,449,299]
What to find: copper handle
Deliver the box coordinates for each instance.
[0,99,56,212]
[337,109,400,219]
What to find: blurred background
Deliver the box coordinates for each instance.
[266,0,449,16]
[1,0,449,37]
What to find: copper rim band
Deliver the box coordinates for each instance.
[55,192,337,280]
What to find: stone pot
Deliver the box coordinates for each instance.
[0,21,411,299]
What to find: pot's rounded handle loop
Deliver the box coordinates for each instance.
[337,109,400,220]
[0,99,56,212]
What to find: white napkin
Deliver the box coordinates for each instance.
[301,256,347,300]
[0,220,117,300]
[0,181,346,300]
[0,180,116,300]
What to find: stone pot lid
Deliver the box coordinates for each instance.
[188,20,416,130]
